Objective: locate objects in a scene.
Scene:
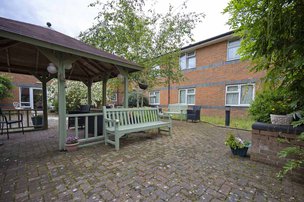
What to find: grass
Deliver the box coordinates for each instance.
[169,114,254,130]
[201,116,254,130]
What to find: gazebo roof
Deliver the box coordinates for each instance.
[0,17,143,82]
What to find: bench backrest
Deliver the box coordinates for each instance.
[103,107,160,127]
[168,104,188,113]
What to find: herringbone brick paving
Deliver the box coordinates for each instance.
[0,119,303,201]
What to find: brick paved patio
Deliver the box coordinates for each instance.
[0,120,303,201]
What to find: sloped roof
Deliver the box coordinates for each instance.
[0,17,142,82]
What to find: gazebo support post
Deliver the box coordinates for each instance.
[123,75,128,108]
[57,59,67,151]
[102,78,107,106]
[38,48,79,151]
[84,80,92,106]
[33,74,55,130]
[41,79,48,129]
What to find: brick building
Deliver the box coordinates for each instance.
[0,73,42,110]
[149,31,265,118]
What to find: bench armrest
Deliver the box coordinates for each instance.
[104,118,119,123]
[104,118,120,130]
[159,114,172,121]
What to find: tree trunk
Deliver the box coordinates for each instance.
[167,78,171,105]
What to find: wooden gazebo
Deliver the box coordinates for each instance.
[0,17,143,150]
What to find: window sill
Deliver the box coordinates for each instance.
[226,58,240,62]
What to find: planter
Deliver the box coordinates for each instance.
[65,142,79,152]
[31,116,43,128]
[270,114,293,125]
[138,82,148,90]
[230,147,249,157]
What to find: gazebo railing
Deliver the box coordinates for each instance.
[66,112,104,147]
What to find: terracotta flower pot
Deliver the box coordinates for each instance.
[65,142,79,152]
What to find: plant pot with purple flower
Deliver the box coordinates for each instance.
[65,135,79,152]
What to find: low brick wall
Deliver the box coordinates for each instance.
[251,122,304,182]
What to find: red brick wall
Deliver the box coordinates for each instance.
[151,40,265,118]
[0,72,41,109]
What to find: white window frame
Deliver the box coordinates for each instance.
[178,88,195,105]
[227,39,241,61]
[19,87,42,109]
[149,91,160,105]
[225,84,255,106]
[180,51,196,70]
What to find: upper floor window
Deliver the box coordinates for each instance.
[225,84,255,106]
[149,91,160,105]
[180,51,196,70]
[227,39,241,61]
[179,88,195,105]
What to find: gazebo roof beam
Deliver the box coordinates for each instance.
[0,40,20,50]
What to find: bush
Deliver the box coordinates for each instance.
[128,92,149,108]
[0,74,13,100]
[249,88,294,123]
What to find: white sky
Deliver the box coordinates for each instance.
[0,0,231,43]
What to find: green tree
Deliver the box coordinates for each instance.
[80,0,204,105]
[224,0,304,179]
[224,0,304,109]
[0,74,13,100]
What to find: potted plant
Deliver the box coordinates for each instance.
[225,132,251,157]
[31,115,43,128]
[65,135,79,152]
[249,89,294,125]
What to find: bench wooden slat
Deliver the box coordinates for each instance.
[103,107,172,150]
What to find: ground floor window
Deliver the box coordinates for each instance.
[225,84,255,106]
[19,87,42,109]
[179,88,195,105]
[149,91,160,105]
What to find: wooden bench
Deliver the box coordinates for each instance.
[164,104,188,121]
[103,107,172,150]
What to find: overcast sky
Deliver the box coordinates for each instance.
[0,0,231,43]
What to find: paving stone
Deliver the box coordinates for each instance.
[0,119,303,201]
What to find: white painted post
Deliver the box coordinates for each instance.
[58,59,67,151]
[124,75,128,108]
[102,79,107,106]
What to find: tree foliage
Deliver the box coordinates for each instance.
[80,0,204,103]
[224,0,304,110]
[47,79,116,111]
[0,74,13,100]
[224,0,304,179]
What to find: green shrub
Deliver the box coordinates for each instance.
[0,74,13,100]
[128,92,149,108]
[249,89,294,123]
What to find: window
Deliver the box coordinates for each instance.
[149,91,160,105]
[179,88,195,105]
[225,84,255,106]
[19,87,42,109]
[227,39,241,61]
[180,51,196,70]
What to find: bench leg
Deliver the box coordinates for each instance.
[168,125,172,136]
[158,128,161,135]
[115,134,120,151]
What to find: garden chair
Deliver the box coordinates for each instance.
[0,108,24,139]
[186,105,201,122]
